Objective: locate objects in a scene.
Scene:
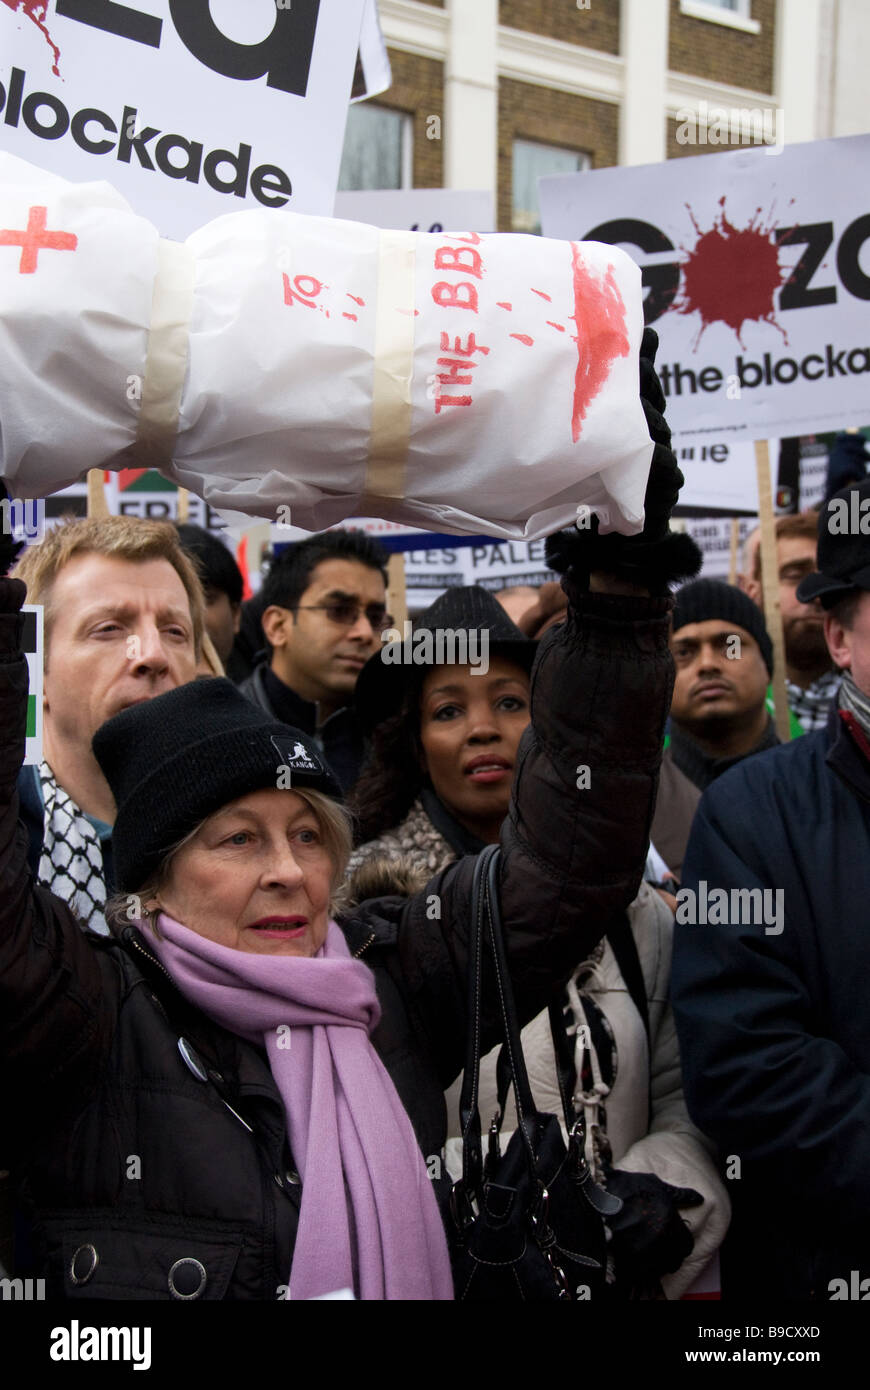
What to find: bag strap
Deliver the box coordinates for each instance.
[457,845,492,1194]
[457,845,541,1197]
[606,912,650,1044]
[481,845,541,1163]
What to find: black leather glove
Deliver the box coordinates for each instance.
[546,328,702,596]
[605,1167,703,1293]
[0,481,26,578]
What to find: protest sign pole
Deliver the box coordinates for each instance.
[755,441,791,742]
[388,553,407,630]
[86,470,109,519]
[728,518,740,585]
[176,489,190,523]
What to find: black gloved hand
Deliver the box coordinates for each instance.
[545,328,702,595]
[605,1167,703,1292]
[0,481,26,579]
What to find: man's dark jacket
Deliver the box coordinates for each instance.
[671,700,870,1300]
[0,577,673,1300]
[239,662,367,794]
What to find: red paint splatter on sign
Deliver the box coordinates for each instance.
[675,197,789,348]
[531,288,552,302]
[347,294,366,306]
[546,321,566,332]
[510,334,534,346]
[396,308,420,317]
[569,243,631,442]
[342,312,358,322]
[497,301,513,311]
[1,1,61,77]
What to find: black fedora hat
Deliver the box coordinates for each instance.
[797,478,870,608]
[354,585,537,734]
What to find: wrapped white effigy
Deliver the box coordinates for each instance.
[0,152,653,538]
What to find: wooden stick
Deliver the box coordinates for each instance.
[86,469,109,519]
[755,440,791,742]
[387,552,407,630]
[728,517,740,586]
[176,488,190,523]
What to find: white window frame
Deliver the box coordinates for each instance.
[679,0,762,35]
[511,139,591,235]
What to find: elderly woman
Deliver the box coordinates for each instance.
[0,345,698,1303]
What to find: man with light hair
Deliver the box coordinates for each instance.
[12,516,204,934]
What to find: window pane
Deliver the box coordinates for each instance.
[512,141,587,235]
[338,105,409,191]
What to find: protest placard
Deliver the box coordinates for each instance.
[0,0,366,235]
[540,135,870,448]
[21,603,43,766]
[333,189,495,234]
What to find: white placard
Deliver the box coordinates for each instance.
[540,135,870,447]
[0,0,366,237]
[21,602,43,766]
[333,188,495,234]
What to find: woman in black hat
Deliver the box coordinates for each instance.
[0,333,699,1302]
[349,586,537,879]
[349,587,729,1301]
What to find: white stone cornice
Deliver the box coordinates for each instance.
[666,69,782,116]
[377,0,449,61]
[497,25,624,103]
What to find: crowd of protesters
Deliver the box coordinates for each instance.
[1,340,869,1302]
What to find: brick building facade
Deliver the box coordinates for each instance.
[343,0,856,229]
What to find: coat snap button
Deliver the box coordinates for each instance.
[70,1243,99,1285]
[177,1037,209,1082]
[168,1257,207,1299]
[285,1170,301,1186]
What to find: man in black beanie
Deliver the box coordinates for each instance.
[667,578,778,791]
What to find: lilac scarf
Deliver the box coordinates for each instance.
[148,913,453,1301]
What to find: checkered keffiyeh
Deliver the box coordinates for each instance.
[786,671,842,733]
[37,761,109,936]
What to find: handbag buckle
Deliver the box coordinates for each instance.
[450,1179,476,1236]
[484,1110,502,1182]
[529,1184,572,1300]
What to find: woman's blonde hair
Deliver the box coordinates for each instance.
[106,788,353,934]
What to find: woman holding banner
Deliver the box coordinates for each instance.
[0,335,701,1301]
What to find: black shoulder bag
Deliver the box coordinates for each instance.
[449,845,622,1301]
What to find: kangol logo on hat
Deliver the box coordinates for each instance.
[271,734,321,774]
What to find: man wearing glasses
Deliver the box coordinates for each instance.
[239,529,390,792]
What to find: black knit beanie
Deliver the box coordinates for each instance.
[92,678,342,892]
[672,579,774,675]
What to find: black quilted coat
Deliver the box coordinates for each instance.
[0,576,673,1300]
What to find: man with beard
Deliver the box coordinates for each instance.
[745,512,840,732]
[667,579,777,791]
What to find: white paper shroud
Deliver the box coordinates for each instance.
[0,153,654,539]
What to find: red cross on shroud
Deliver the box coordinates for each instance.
[0,205,78,274]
